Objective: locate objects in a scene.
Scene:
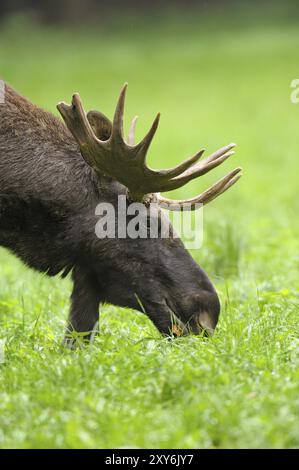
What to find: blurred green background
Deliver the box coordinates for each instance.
[0,0,299,449]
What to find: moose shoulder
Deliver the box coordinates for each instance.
[0,82,242,344]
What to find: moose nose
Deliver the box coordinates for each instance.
[197,311,216,336]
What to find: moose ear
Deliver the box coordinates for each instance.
[86,110,112,141]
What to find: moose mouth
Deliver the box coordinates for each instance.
[165,300,215,337]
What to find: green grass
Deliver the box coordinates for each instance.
[1,5,299,448]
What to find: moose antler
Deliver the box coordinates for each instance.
[57,84,242,207]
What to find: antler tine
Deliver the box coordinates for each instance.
[136,112,161,157]
[156,167,242,210]
[158,149,205,179]
[209,172,242,202]
[112,83,128,142]
[57,94,94,145]
[155,147,235,193]
[86,110,112,141]
[203,143,236,164]
[127,115,138,145]
[176,146,236,180]
[57,93,102,167]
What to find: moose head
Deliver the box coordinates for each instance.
[56,84,242,341]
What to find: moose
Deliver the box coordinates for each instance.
[0,82,242,344]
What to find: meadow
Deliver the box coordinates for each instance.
[0,4,299,448]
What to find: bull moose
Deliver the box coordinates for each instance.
[0,82,242,344]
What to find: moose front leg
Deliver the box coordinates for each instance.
[63,265,101,347]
